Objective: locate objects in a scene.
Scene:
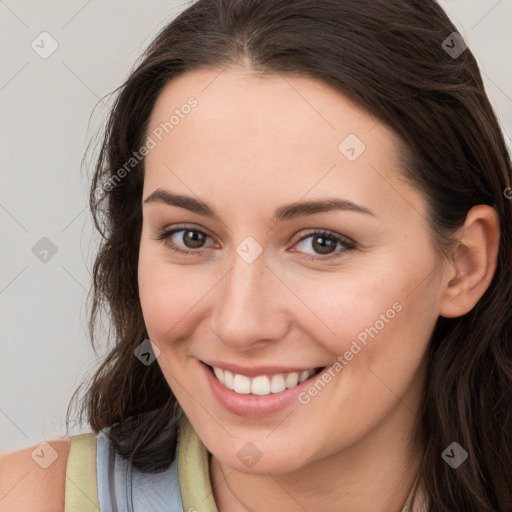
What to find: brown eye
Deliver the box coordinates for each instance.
[310,234,338,254]
[293,229,356,261]
[154,227,213,255]
[179,229,207,249]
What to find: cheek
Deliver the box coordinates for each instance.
[294,273,436,453]
[138,245,185,344]
[137,245,217,350]
[285,266,408,357]
[137,251,199,392]
[285,249,439,390]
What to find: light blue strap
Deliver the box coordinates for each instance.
[96,429,183,511]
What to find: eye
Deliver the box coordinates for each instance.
[152,225,356,261]
[291,229,356,261]
[152,225,215,255]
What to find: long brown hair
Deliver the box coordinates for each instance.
[67,1,512,509]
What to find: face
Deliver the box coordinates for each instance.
[138,67,446,474]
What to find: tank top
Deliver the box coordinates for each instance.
[64,416,428,511]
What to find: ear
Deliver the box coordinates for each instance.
[439,205,500,318]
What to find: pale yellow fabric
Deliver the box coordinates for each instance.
[178,416,218,512]
[64,433,100,512]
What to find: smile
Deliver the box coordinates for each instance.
[209,365,324,396]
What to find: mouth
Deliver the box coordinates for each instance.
[206,364,326,396]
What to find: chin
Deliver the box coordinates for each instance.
[222,454,307,475]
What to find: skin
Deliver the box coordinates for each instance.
[137,66,500,512]
[0,438,70,511]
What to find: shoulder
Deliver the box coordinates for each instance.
[0,437,71,512]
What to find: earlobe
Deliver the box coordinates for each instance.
[439,205,500,319]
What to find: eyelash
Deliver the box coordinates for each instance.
[152,225,356,261]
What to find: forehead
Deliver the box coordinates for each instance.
[147,67,386,152]
[143,67,423,221]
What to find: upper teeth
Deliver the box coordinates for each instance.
[212,366,316,395]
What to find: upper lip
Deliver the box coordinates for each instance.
[202,360,324,378]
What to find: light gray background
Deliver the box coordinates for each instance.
[1,0,511,453]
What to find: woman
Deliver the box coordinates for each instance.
[1,0,511,510]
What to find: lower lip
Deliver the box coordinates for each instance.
[201,361,324,418]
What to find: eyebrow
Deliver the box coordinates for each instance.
[143,188,376,222]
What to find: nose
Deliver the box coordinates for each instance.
[210,250,290,351]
